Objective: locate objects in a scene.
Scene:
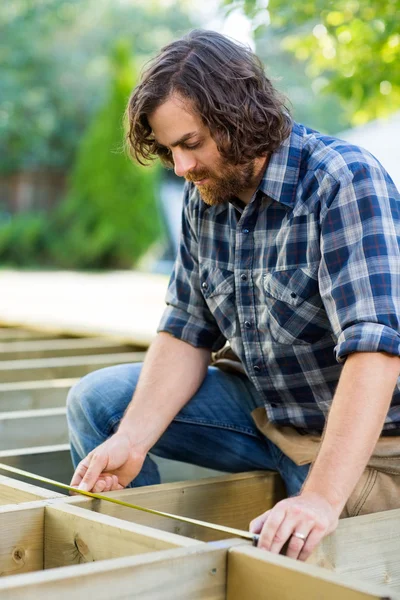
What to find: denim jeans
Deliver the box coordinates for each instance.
[66,363,310,497]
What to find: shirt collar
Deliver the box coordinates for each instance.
[257,121,304,209]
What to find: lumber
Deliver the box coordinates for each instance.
[0,351,146,382]
[67,471,285,542]
[0,378,77,412]
[0,503,45,576]
[311,508,400,593]
[0,444,73,487]
[0,539,245,600]
[226,545,396,600]
[0,337,137,360]
[0,408,67,450]
[0,474,61,506]
[44,503,199,569]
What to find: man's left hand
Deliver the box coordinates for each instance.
[249,491,340,561]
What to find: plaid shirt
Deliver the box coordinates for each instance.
[158,121,400,431]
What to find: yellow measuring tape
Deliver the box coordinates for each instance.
[0,462,259,545]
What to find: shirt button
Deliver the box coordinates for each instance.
[290,292,297,299]
[244,321,252,329]
[254,365,261,373]
[271,403,278,408]
[201,282,208,291]
[243,228,250,234]
[240,274,248,281]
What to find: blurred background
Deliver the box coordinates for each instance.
[1,0,399,275]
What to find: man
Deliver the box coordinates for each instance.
[67,29,400,561]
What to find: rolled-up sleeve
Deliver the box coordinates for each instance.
[318,163,400,362]
[157,183,226,351]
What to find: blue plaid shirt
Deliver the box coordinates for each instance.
[158,121,400,431]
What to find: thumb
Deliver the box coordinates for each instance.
[78,451,108,492]
[249,510,270,534]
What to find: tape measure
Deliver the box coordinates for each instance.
[0,462,259,545]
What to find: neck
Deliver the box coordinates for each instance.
[238,155,269,204]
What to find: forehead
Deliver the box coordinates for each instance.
[148,95,205,145]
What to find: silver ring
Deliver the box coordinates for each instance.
[292,531,307,541]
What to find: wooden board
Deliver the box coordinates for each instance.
[0,378,77,412]
[0,338,138,361]
[0,408,68,450]
[0,474,61,506]
[0,503,45,576]
[226,545,396,600]
[44,503,199,569]
[0,351,146,382]
[311,508,400,593]
[0,540,244,600]
[0,444,73,487]
[67,471,285,542]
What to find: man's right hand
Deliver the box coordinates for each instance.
[70,431,146,493]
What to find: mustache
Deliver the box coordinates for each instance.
[185,170,211,182]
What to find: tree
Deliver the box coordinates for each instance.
[48,41,163,269]
[223,0,400,125]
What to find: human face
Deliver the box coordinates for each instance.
[148,94,259,206]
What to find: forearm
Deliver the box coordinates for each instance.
[303,352,400,512]
[118,331,211,454]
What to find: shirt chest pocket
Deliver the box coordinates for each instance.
[200,268,237,341]
[262,267,331,345]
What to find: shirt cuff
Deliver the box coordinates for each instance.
[335,323,400,362]
[157,305,226,351]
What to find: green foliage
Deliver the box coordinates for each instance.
[0,213,50,266]
[223,0,400,125]
[48,41,163,269]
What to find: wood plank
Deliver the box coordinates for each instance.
[0,328,62,342]
[0,475,61,506]
[44,503,199,569]
[0,408,68,450]
[226,546,395,600]
[0,444,73,488]
[0,378,77,412]
[0,540,244,600]
[0,338,138,360]
[0,503,45,576]
[311,508,400,593]
[68,471,285,542]
[0,351,146,382]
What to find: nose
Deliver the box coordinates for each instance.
[173,149,196,178]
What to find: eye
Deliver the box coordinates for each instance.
[183,142,201,150]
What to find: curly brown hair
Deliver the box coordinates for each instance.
[126,29,292,167]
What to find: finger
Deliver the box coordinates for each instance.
[70,455,92,489]
[298,526,325,562]
[285,525,313,560]
[93,479,107,493]
[249,510,270,534]
[269,515,305,556]
[258,507,286,551]
[79,451,109,491]
[111,475,120,491]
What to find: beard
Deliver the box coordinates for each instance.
[185,158,256,206]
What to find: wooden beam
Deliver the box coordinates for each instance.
[311,508,400,593]
[0,539,244,600]
[44,503,199,569]
[0,474,61,506]
[68,471,285,542]
[0,328,61,342]
[0,378,77,412]
[0,408,68,450]
[0,503,45,576]
[0,352,146,382]
[0,338,138,361]
[226,546,394,600]
[0,444,73,487]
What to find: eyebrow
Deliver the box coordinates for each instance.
[158,131,199,149]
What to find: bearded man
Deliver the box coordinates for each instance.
[67,29,400,561]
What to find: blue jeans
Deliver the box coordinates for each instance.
[67,363,310,497]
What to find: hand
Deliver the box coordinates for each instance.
[70,431,146,493]
[249,491,340,561]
